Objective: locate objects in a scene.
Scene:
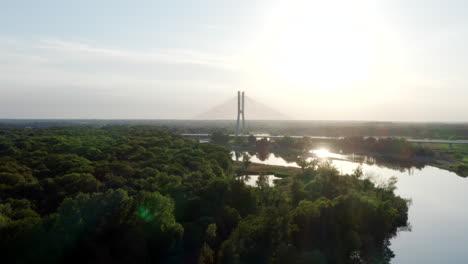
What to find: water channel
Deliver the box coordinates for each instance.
[232,149,468,263]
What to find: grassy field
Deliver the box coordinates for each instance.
[233,161,301,177]
[416,143,468,176]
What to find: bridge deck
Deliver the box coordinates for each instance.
[181,134,468,144]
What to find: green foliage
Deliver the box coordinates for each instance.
[242,153,251,169]
[199,242,215,264]
[0,126,408,263]
[210,130,230,145]
[336,136,434,159]
[248,135,257,145]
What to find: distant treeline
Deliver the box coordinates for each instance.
[245,121,468,140]
[1,119,467,139]
[0,126,408,263]
[334,136,435,158]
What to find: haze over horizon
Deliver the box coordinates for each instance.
[1,0,468,121]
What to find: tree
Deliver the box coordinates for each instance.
[198,243,215,264]
[296,157,319,174]
[352,165,364,179]
[248,135,257,145]
[242,153,251,170]
[211,131,230,145]
[297,157,308,173]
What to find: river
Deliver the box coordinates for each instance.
[232,149,468,263]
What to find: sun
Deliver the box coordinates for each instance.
[251,0,379,91]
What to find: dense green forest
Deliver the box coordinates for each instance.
[0,126,408,263]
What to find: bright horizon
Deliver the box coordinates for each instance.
[1,0,468,121]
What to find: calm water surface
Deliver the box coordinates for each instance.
[233,150,468,263]
[238,175,281,187]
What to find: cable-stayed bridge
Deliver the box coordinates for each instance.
[5,91,464,144]
[8,90,456,144]
[181,91,468,145]
[181,133,468,145]
[194,94,289,121]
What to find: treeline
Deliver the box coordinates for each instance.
[335,137,434,159]
[2,120,467,140]
[215,133,313,153]
[228,134,433,160]
[0,126,408,263]
[241,121,468,140]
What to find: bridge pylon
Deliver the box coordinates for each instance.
[236,91,245,137]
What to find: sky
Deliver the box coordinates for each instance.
[1,0,467,121]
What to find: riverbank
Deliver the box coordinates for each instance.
[419,143,468,177]
[347,149,466,177]
[233,143,467,177]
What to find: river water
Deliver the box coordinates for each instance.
[232,149,468,263]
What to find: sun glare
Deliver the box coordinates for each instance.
[251,0,380,91]
[312,148,332,158]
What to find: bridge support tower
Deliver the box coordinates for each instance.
[236,91,245,137]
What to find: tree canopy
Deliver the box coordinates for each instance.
[0,126,408,263]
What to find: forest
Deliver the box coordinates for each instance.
[0,126,408,263]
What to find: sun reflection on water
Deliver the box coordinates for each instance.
[311,148,332,158]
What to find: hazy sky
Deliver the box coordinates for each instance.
[1,0,467,121]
